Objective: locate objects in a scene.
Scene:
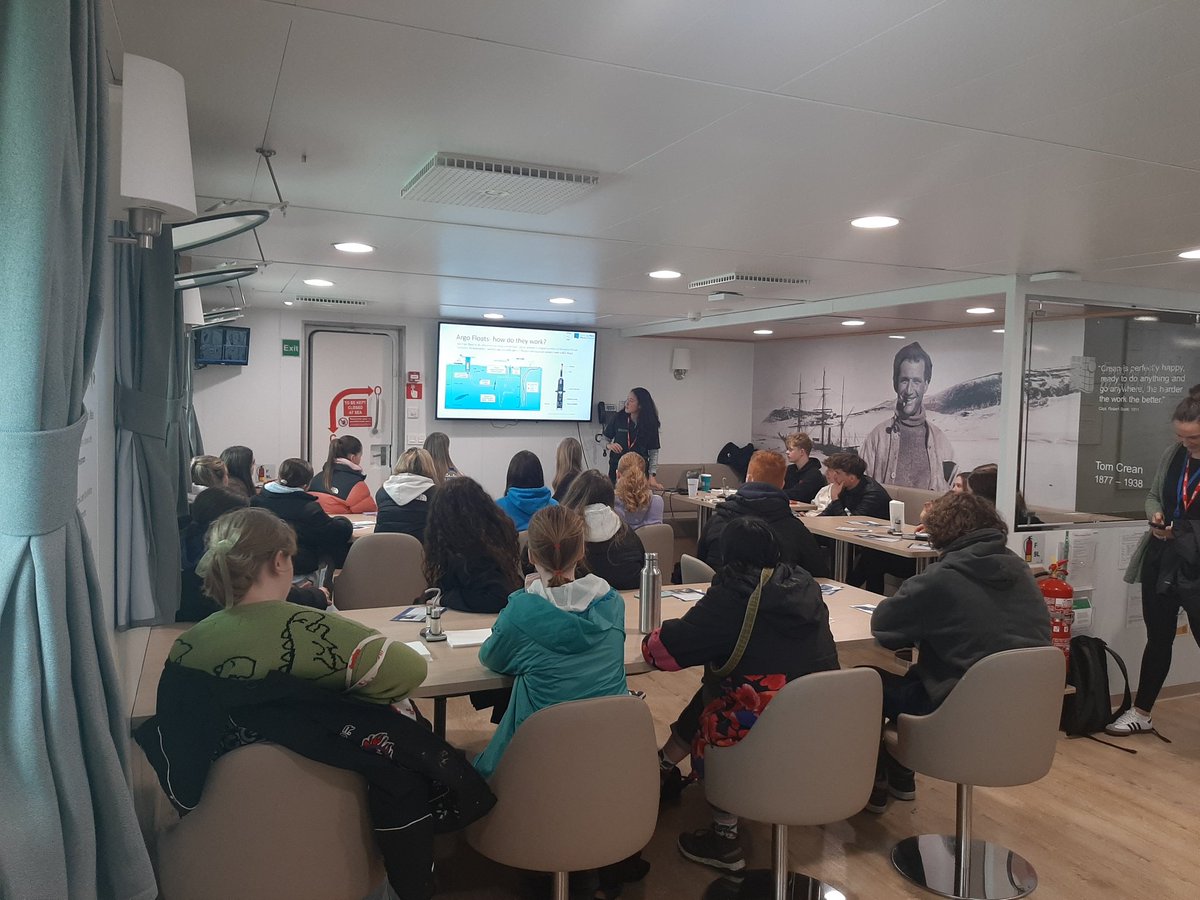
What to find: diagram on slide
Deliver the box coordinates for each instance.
[444,357,546,412]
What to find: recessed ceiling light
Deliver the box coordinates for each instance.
[333,241,374,253]
[648,269,682,279]
[483,312,505,320]
[753,329,774,335]
[993,328,1005,334]
[548,297,575,305]
[283,300,294,306]
[842,319,866,327]
[850,216,900,229]
[887,335,906,340]
[966,306,995,315]
[303,278,334,287]
[1134,315,1159,322]
[1178,248,1200,259]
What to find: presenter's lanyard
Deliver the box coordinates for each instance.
[1180,455,1200,517]
[624,415,638,452]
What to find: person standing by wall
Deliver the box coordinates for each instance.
[604,387,662,487]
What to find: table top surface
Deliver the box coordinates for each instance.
[670,490,816,513]
[131,579,882,727]
[345,512,377,539]
[802,514,941,559]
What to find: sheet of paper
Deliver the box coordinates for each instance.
[849,521,879,527]
[907,542,930,550]
[445,628,493,648]
[403,641,433,660]
[865,534,901,543]
[1118,530,1141,570]
[836,526,872,533]
[391,606,443,622]
[352,521,373,529]
[851,604,877,613]
[672,589,705,601]
[1126,583,1143,628]
[819,583,842,595]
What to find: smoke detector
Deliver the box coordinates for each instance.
[707,291,743,303]
[402,152,599,214]
[688,272,810,291]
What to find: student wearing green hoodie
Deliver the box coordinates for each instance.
[474,505,628,779]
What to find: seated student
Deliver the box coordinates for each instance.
[551,436,585,503]
[967,463,1043,526]
[309,434,377,515]
[375,448,440,542]
[474,505,627,779]
[614,451,664,529]
[220,445,258,500]
[251,458,353,575]
[561,469,647,590]
[867,491,1051,812]
[782,432,826,503]
[423,477,523,614]
[424,431,462,481]
[190,454,228,492]
[495,450,557,531]
[950,471,971,493]
[642,518,838,873]
[177,488,326,621]
[697,450,829,578]
[819,452,892,519]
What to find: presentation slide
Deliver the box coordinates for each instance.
[436,322,597,421]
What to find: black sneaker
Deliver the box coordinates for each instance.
[677,827,746,872]
[660,763,688,805]
[888,769,916,801]
[865,783,890,814]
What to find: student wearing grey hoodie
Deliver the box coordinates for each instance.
[374,448,440,542]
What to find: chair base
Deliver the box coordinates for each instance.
[892,835,1037,900]
[704,869,849,900]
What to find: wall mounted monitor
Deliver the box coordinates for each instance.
[194,324,251,367]
[436,321,597,422]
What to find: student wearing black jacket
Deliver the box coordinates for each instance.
[698,450,829,578]
[820,452,892,518]
[783,432,826,503]
[560,470,646,590]
[375,448,440,542]
[603,387,662,485]
[251,458,353,574]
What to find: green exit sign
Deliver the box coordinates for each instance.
[282,339,300,357]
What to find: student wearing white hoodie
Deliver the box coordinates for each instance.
[561,470,647,590]
[374,448,441,542]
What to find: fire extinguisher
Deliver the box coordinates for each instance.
[1040,560,1074,666]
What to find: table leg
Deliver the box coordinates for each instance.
[834,541,849,583]
[914,557,930,576]
[433,697,447,737]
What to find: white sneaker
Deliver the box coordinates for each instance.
[1105,708,1153,735]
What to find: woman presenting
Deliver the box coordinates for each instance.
[1111,384,1200,735]
[604,387,662,486]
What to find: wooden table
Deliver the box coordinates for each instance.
[670,490,815,530]
[345,512,377,539]
[803,514,940,582]
[131,579,883,734]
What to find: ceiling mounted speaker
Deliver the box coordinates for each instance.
[401,152,599,214]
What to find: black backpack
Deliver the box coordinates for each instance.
[1060,635,1132,746]
[717,442,755,482]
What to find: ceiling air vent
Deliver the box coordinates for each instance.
[197,307,244,328]
[688,272,811,291]
[401,152,599,214]
[297,296,370,308]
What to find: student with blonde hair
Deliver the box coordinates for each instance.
[782,432,826,503]
[551,436,585,502]
[475,505,627,779]
[614,451,664,528]
[309,434,377,515]
[375,447,440,541]
[190,454,228,491]
[170,507,427,700]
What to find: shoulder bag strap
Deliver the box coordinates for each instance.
[712,567,774,679]
[346,633,399,692]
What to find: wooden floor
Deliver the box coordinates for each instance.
[424,668,1200,900]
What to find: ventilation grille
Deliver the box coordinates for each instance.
[401,152,599,214]
[688,272,811,290]
[198,308,244,328]
[297,296,370,308]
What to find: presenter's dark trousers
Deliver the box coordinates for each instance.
[1135,539,1200,711]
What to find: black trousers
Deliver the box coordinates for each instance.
[1135,540,1200,711]
[873,667,937,782]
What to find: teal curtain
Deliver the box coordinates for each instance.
[0,1,157,897]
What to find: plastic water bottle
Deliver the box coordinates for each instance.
[639,552,662,634]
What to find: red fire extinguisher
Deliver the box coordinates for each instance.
[1040,561,1074,666]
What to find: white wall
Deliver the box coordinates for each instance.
[193,309,754,498]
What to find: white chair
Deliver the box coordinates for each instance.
[886,647,1065,900]
[333,532,426,609]
[680,553,716,584]
[157,744,385,900]
[636,522,675,577]
[467,696,658,899]
[703,668,883,899]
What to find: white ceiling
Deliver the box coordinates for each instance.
[107,0,1200,338]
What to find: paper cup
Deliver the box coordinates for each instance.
[687,477,700,498]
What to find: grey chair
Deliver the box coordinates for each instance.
[333,532,426,609]
[886,647,1065,900]
[157,744,385,900]
[703,668,883,900]
[467,695,659,900]
[680,553,716,584]
[636,522,675,577]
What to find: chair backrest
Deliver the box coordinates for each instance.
[636,523,674,577]
[680,553,715,585]
[157,744,384,900]
[333,532,426,609]
[467,696,658,874]
[894,646,1065,787]
[704,668,882,827]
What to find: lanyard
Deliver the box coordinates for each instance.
[1181,456,1200,515]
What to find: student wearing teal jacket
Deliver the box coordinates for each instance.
[474,505,628,780]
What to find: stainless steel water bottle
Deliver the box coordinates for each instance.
[639,552,662,634]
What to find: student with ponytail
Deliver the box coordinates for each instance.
[474,505,628,779]
[309,434,377,515]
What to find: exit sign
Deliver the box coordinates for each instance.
[281,339,300,357]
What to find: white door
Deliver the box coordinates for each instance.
[305,327,402,493]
